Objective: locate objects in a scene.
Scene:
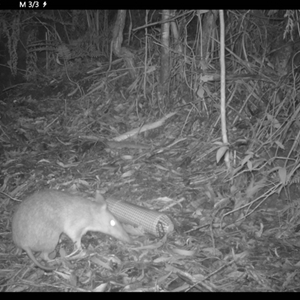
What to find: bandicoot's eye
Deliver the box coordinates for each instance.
[110,219,116,227]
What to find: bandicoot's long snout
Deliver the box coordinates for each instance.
[105,216,133,244]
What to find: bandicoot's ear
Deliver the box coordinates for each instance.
[94,190,106,204]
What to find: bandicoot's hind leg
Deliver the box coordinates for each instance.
[40,251,55,262]
[25,248,56,271]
